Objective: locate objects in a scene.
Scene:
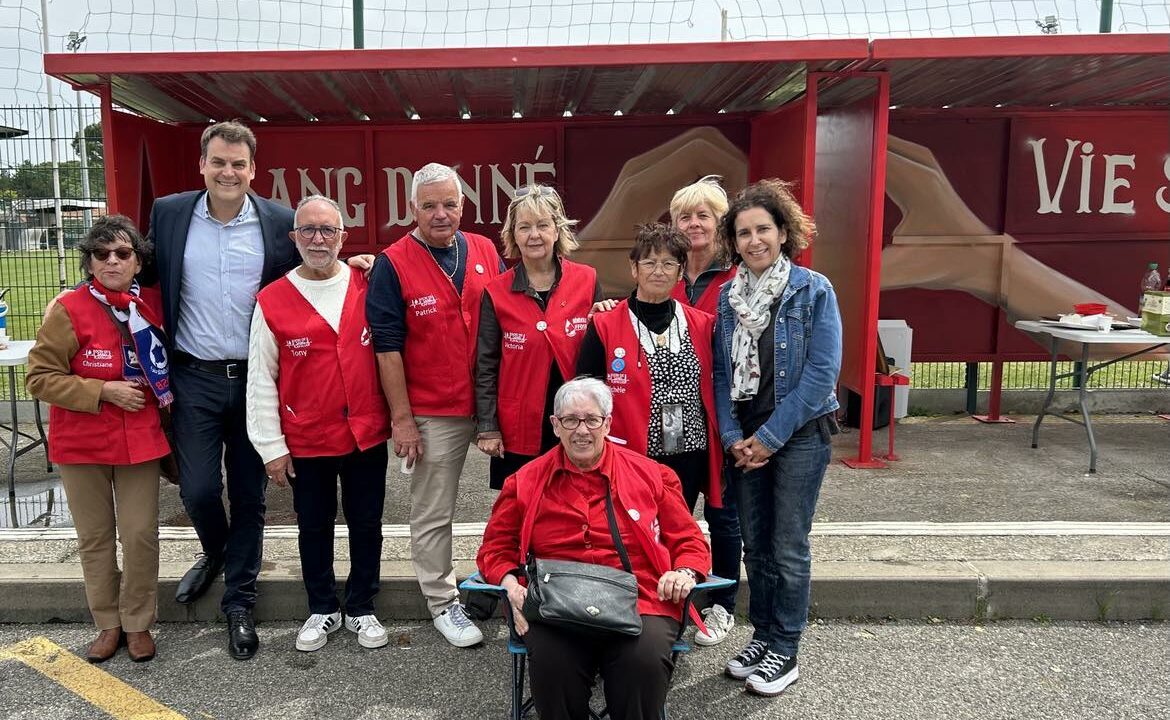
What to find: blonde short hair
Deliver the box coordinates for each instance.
[669,175,729,225]
[500,185,579,259]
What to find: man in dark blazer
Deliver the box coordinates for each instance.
[148,121,296,661]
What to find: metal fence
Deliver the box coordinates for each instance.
[2,103,103,400]
[912,360,1170,391]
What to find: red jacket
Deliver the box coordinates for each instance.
[590,299,723,507]
[43,287,171,465]
[256,271,390,457]
[384,232,500,416]
[671,266,736,316]
[484,259,596,455]
[477,442,711,618]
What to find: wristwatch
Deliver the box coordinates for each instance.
[674,567,698,582]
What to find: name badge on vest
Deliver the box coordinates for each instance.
[661,403,684,454]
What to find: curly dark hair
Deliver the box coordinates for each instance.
[719,179,815,262]
[628,222,690,267]
[77,215,153,280]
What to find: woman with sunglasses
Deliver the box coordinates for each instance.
[474,184,602,489]
[577,223,725,547]
[26,215,172,663]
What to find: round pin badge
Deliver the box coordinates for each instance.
[614,347,627,359]
[475,263,485,274]
[611,358,625,372]
[627,508,640,522]
[536,320,548,331]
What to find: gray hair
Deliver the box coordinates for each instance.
[295,194,343,228]
[553,377,613,417]
[411,162,463,204]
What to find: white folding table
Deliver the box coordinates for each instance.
[1,340,51,495]
[1015,321,1168,473]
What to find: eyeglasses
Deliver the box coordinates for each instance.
[636,259,682,273]
[556,414,607,430]
[514,185,558,199]
[92,247,136,262]
[295,225,342,241]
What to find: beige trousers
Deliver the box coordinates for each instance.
[410,415,475,615]
[59,461,161,632]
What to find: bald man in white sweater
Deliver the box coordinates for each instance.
[246,195,391,653]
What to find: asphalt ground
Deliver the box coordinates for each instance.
[0,620,1166,720]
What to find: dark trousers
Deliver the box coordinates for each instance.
[171,363,266,612]
[731,416,832,657]
[290,443,388,616]
[525,615,678,720]
[657,449,742,611]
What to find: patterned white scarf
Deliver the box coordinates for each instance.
[727,255,791,400]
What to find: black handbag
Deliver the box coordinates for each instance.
[522,482,643,636]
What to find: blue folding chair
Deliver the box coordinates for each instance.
[460,572,735,720]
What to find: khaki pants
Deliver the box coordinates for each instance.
[60,461,161,632]
[410,416,475,615]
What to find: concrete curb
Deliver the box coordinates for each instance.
[2,558,1166,624]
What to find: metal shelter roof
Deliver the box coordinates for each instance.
[44,34,1169,125]
[817,34,1170,109]
[42,40,867,124]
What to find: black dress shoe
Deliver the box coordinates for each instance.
[226,607,259,660]
[175,553,224,604]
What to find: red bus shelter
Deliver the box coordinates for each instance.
[45,34,1170,466]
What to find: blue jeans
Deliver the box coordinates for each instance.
[172,363,266,612]
[679,470,742,612]
[732,415,831,657]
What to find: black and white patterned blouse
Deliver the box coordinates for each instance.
[631,304,709,456]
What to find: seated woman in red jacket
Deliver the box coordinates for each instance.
[26,215,171,664]
[477,377,711,720]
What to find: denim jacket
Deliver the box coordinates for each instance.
[713,264,842,452]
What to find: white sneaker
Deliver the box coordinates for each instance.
[295,611,342,652]
[433,601,484,648]
[695,604,735,646]
[345,614,389,649]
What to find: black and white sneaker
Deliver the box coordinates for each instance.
[745,651,799,697]
[725,639,768,679]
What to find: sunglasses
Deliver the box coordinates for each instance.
[514,185,558,199]
[92,247,136,262]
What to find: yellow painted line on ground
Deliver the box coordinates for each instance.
[0,636,185,720]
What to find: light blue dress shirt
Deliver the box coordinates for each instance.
[174,194,266,361]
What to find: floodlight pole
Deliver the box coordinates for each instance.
[1099,0,1113,32]
[354,0,365,49]
[39,0,66,290]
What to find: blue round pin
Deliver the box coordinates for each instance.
[611,358,626,372]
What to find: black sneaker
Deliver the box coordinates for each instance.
[745,651,799,697]
[725,639,768,679]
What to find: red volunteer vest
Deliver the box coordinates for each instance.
[485,259,597,456]
[591,299,723,507]
[256,269,390,458]
[671,266,736,317]
[385,232,500,417]
[49,287,171,466]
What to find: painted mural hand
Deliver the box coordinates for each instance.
[882,134,1135,322]
[576,126,750,294]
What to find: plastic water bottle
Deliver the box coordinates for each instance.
[1140,263,1162,311]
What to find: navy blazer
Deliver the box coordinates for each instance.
[146,190,297,345]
